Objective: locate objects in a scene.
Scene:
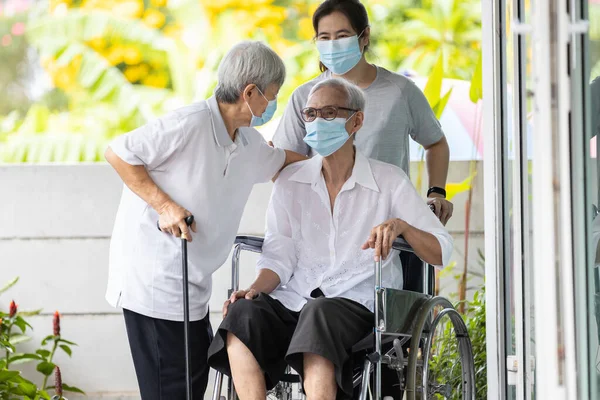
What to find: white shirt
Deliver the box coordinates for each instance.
[106,96,285,321]
[257,150,452,312]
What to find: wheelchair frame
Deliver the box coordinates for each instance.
[212,235,475,400]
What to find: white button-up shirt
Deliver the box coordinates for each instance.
[257,150,452,312]
[106,96,285,321]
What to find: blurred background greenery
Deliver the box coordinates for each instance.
[0,0,481,163]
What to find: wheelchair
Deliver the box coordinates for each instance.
[212,235,476,400]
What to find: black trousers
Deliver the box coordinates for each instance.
[123,308,213,400]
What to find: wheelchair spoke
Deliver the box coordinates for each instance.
[420,305,472,400]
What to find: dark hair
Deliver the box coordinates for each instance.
[312,0,370,72]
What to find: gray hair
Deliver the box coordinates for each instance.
[307,78,366,111]
[214,41,286,104]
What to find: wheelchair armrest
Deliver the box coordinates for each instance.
[234,235,264,253]
[392,236,414,253]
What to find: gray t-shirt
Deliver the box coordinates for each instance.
[273,66,444,174]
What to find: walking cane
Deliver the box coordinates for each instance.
[158,215,195,400]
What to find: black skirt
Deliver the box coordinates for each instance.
[207,293,373,399]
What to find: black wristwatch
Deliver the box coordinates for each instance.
[427,186,447,198]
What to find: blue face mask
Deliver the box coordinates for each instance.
[316,33,364,75]
[303,116,355,157]
[246,87,277,127]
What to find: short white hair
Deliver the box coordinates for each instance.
[214,41,286,104]
[308,78,366,111]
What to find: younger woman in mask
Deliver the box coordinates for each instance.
[273,0,453,225]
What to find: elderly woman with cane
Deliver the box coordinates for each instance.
[104,41,306,399]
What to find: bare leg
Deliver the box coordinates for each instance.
[226,332,266,400]
[303,353,337,400]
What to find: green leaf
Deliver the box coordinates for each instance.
[36,349,51,358]
[60,344,72,357]
[18,309,43,317]
[9,334,32,346]
[0,370,20,382]
[14,316,32,333]
[432,87,453,119]
[0,277,19,295]
[469,51,483,103]
[57,338,77,346]
[9,353,44,364]
[42,335,56,345]
[0,338,16,353]
[423,53,444,108]
[37,361,57,376]
[16,379,38,398]
[63,384,85,394]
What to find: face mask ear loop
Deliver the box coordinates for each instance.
[358,26,369,52]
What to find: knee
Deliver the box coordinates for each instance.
[300,297,338,321]
[224,298,255,321]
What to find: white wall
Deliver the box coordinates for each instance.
[0,162,483,399]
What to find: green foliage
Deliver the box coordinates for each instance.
[393,0,481,80]
[423,54,454,119]
[428,287,487,399]
[0,278,84,399]
[469,51,483,103]
[0,0,481,163]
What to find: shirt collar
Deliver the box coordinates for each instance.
[288,149,380,193]
[207,95,234,147]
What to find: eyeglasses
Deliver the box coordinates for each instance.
[301,106,358,122]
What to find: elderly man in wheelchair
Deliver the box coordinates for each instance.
[208,78,474,400]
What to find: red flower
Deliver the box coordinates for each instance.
[9,300,17,318]
[54,366,63,397]
[53,311,60,337]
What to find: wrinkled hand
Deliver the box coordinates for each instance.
[427,196,453,225]
[157,201,197,241]
[362,218,406,261]
[222,289,258,317]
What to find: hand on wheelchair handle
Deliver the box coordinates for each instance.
[362,218,406,261]
[222,289,258,317]
[427,196,453,226]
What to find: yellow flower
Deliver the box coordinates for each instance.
[151,0,167,7]
[298,17,314,40]
[123,47,143,65]
[87,37,106,51]
[142,72,169,88]
[106,46,125,66]
[163,24,183,38]
[114,0,144,19]
[143,9,166,29]
[124,64,150,83]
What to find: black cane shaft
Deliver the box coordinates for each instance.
[182,238,192,400]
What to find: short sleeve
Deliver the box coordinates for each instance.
[272,88,311,155]
[251,133,286,183]
[391,171,453,268]
[108,113,187,171]
[405,80,445,147]
[256,180,297,286]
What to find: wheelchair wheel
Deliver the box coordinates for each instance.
[267,380,305,400]
[267,382,290,400]
[405,297,475,400]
